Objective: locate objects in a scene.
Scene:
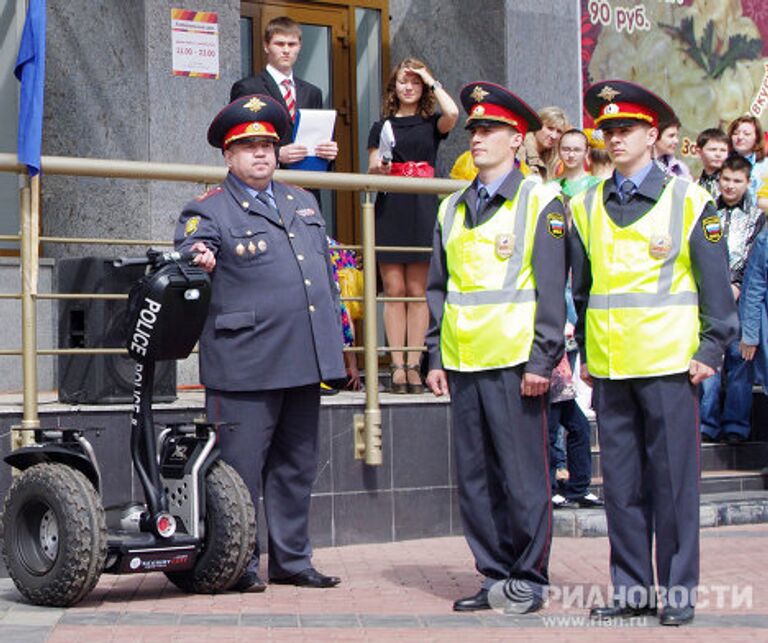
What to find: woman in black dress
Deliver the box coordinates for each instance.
[367,58,458,393]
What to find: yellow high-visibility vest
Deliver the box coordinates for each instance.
[437,179,560,371]
[570,177,713,378]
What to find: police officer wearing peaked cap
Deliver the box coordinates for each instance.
[174,93,346,591]
[570,80,738,625]
[425,81,567,613]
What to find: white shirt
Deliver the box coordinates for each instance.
[266,64,294,96]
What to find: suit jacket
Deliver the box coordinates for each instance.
[174,173,346,391]
[230,70,323,145]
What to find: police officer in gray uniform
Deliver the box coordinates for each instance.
[174,94,346,591]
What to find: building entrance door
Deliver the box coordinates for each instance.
[241,2,355,242]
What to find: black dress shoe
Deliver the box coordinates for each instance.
[575,492,604,508]
[270,567,340,588]
[590,604,656,619]
[453,589,490,612]
[660,606,694,626]
[231,559,267,593]
[701,433,719,444]
[725,432,746,445]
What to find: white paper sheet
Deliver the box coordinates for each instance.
[378,120,395,162]
[293,109,337,153]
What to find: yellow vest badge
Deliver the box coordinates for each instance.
[702,215,723,243]
[184,216,199,237]
[494,233,515,259]
[649,233,673,259]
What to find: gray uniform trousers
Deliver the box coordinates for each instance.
[449,366,552,593]
[593,373,699,609]
[206,384,320,580]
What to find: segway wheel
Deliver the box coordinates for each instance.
[2,463,107,606]
[165,460,256,593]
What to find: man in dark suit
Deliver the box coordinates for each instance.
[230,16,337,168]
[174,94,346,592]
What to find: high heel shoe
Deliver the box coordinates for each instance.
[389,364,408,394]
[406,364,424,394]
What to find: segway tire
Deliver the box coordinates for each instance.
[2,463,107,606]
[165,459,256,593]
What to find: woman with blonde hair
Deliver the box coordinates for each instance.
[518,105,569,180]
[367,58,458,393]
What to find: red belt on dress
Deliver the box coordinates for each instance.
[389,161,435,178]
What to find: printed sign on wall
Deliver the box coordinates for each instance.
[171,9,219,79]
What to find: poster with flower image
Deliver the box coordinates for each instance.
[581,0,768,167]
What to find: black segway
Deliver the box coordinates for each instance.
[2,249,256,606]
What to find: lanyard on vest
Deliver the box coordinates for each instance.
[441,180,538,306]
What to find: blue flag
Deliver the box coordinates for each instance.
[15,0,46,177]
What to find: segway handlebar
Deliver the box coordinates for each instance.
[113,249,197,269]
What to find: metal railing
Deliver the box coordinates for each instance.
[0,152,466,464]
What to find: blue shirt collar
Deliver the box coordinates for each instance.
[614,161,654,191]
[477,170,512,199]
[229,172,275,202]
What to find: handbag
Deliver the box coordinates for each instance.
[550,353,576,404]
[338,267,364,320]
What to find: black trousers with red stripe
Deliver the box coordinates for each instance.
[593,373,700,609]
[449,366,552,594]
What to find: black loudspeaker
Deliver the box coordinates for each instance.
[57,257,177,404]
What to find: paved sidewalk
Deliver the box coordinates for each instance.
[1,524,767,642]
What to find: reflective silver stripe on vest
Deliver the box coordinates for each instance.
[657,178,689,295]
[589,178,698,310]
[583,183,599,224]
[445,180,538,306]
[440,191,464,249]
[588,291,698,309]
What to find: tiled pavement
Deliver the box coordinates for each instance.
[1,524,767,642]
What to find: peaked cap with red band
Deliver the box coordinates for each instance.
[460,81,541,136]
[584,80,675,130]
[207,94,291,149]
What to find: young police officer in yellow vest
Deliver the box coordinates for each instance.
[426,82,567,613]
[570,81,738,626]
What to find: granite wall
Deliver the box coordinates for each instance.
[41,0,241,260]
[505,0,583,128]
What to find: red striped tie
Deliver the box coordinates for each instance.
[281,78,296,120]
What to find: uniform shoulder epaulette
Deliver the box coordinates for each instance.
[195,185,223,202]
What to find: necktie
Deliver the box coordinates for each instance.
[477,186,491,217]
[618,180,635,204]
[256,191,277,213]
[281,78,296,120]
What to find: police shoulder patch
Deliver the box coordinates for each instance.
[702,215,723,243]
[546,212,566,239]
[195,185,223,202]
[184,216,200,237]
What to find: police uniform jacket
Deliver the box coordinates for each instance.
[174,173,346,391]
[425,168,567,376]
[570,163,738,372]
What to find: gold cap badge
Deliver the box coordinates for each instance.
[470,85,490,103]
[243,97,266,113]
[597,85,620,102]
